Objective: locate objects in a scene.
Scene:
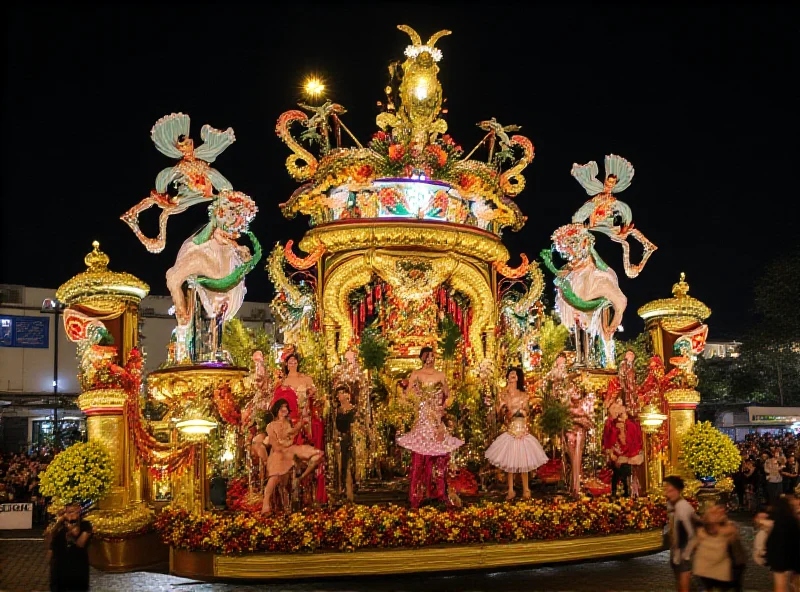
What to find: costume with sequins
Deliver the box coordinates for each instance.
[485,391,548,473]
[397,380,463,508]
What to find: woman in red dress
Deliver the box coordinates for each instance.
[269,351,327,502]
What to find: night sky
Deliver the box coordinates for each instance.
[3,4,799,339]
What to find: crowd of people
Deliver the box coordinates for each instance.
[666,474,800,592]
[0,450,52,524]
[732,433,800,511]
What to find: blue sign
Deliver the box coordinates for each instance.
[0,315,49,348]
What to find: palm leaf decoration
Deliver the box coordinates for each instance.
[438,316,462,360]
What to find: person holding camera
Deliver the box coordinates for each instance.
[46,502,92,591]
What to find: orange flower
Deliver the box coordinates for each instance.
[426,144,447,167]
[388,143,405,161]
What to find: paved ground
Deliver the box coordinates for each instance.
[0,518,774,591]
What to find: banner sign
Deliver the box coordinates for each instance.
[0,503,34,529]
[0,315,49,348]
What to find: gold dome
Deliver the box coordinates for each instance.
[637,272,710,331]
[56,241,149,310]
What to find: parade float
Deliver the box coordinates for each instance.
[50,24,718,580]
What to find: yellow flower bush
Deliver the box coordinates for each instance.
[680,421,740,478]
[40,441,114,504]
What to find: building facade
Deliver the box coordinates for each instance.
[703,340,741,359]
[0,284,274,453]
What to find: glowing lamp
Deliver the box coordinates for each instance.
[639,403,667,433]
[304,76,325,100]
[414,79,429,100]
[176,416,217,440]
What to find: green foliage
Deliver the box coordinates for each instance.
[614,332,653,383]
[539,314,570,371]
[438,316,462,360]
[359,325,389,373]
[537,398,572,438]
[222,319,273,369]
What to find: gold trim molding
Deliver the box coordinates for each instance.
[78,388,128,411]
[147,366,249,403]
[300,221,509,263]
[170,530,663,580]
[665,389,701,405]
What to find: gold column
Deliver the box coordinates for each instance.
[665,389,701,470]
[324,319,338,368]
[82,393,127,510]
[170,439,208,513]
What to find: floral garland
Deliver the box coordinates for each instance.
[213,384,241,426]
[156,496,666,555]
[119,349,196,478]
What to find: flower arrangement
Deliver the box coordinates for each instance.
[680,421,741,479]
[39,441,114,505]
[156,496,666,555]
[369,131,464,180]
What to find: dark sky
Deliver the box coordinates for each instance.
[3,4,799,339]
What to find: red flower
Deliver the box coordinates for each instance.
[352,165,374,183]
[388,144,405,161]
[373,131,388,142]
[459,173,477,191]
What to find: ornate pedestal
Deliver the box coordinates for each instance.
[79,388,166,570]
[665,389,701,471]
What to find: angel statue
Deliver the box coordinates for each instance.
[121,113,236,254]
[123,113,262,365]
[570,154,657,278]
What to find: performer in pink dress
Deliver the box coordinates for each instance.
[485,368,549,500]
[397,347,463,508]
[261,399,322,514]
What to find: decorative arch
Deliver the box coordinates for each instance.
[321,250,496,367]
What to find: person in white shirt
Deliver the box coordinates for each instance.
[664,475,697,592]
[765,451,784,507]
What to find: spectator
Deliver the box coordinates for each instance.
[693,504,746,592]
[752,507,772,568]
[46,502,93,592]
[742,459,758,512]
[765,495,800,592]
[664,475,697,592]
[781,455,799,494]
[764,452,784,507]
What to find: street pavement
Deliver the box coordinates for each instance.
[0,518,774,591]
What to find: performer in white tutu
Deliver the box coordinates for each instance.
[485,367,549,500]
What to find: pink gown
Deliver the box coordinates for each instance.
[396,380,463,508]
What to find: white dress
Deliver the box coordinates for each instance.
[485,392,548,473]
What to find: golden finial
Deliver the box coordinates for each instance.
[57,241,149,309]
[672,272,690,298]
[638,272,710,327]
[84,240,110,272]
